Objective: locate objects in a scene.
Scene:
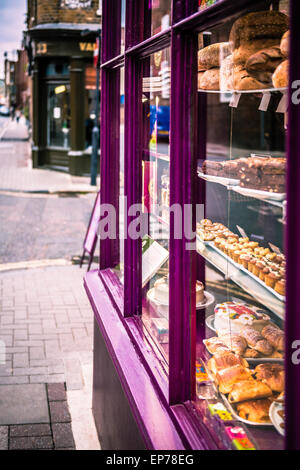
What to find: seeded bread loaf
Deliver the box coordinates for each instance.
[280,30,290,58]
[272,60,289,88]
[199,68,220,90]
[233,65,269,90]
[245,46,284,85]
[198,42,231,70]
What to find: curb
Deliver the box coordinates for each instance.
[0,188,98,196]
[0,258,73,273]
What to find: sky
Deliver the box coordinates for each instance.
[0,0,27,78]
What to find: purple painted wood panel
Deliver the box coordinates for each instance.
[285,0,300,451]
[84,270,186,450]
[169,27,198,405]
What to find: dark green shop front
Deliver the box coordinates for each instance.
[28,25,99,175]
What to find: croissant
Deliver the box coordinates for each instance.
[243,348,262,358]
[218,333,248,356]
[207,352,249,375]
[254,363,284,393]
[228,379,272,403]
[216,365,253,394]
[261,324,284,352]
[240,326,273,356]
[236,398,273,423]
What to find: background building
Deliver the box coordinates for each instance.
[25,0,101,175]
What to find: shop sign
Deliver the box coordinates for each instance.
[79,42,95,52]
[61,0,92,8]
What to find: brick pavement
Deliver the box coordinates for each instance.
[0,265,93,387]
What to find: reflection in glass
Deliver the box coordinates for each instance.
[47,83,70,148]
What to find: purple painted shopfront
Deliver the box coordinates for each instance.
[84,0,300,450]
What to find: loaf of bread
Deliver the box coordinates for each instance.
[280,30,289,58]
[230,11,289,49]
[245,46,284,85]
[198,42,231,70]
[272,60,289,88]
[233,65,269,91]
[233,39,281,65]
[199,68,220,90]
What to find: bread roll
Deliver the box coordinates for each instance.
[237,398,272,423]
[199,68,220,90]
[198,42,231,70]
[228,379,273,403]
[280,30,289,58]
[272,60,289,88]
[230,11,289,49]
[233,39,281,65]
[233,65,269,91]
[245,46,284,85]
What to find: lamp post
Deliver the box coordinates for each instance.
[81,28,101,186]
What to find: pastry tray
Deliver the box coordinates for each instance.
[221,393,273,427]
[231,185,286,202]
[198,171,240,187]
[208,242,285,302]
[204,315,284,364]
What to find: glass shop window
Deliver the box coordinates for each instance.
[194,1,288,450]
[141,47,171,364]
[47,83,70,148]
[145,0,171,38]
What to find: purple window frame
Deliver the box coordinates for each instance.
[99,0,300,449]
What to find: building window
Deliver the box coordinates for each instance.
[47,83,70,148]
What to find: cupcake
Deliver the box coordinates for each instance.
[233,250,242,263]
[265,271,281,289]
[255,260,266,278]
[200,219,212,227]
[248,257,257,273]
[239,253,252,269]
[259,266,271,282]
[239,237,249,245]
[248,242,259,250]
[214,237,223,248]
[265,253,277,263]
[275,278,285,296]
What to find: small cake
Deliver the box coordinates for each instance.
[153,278,205,305]
[275,279,285,296]
[153,277,169,304]
[248,257,258,273]
[196,281,205,304]
[240,253,252,269]
[214,302,271,334]
[265,271,281,289]
[260,266,271,282]
[254,260,266,277]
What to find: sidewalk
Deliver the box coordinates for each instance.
[0,118,99,194]
[0,265,100,450]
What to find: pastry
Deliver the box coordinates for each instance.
[240,326,273,356]
[275,278,285,296]
[198,71,205,90]
[198,42,231,70]
[261,324,284,352]
[215,365,253,394]
[218,333,248,356]
[195,281,205,304]
[214,302,270,334]
[203,337,230,355]
[207,351,248,375]
[254,363,284,393]
[153,277,169,303]
[245,46,284,85]
[265,271,281,289]
[228,379,273,403]
[243,348,262,359]
[280,30,289,58]
[236,398,273,423]
[199,68,220,90]
[272,60,289,88]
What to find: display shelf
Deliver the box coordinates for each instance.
[197,171,286,209]
[196,239,284,320]
[197,87,287,95]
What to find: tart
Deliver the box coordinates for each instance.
[214,302,271,334]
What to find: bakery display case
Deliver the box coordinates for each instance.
[85,0,300,451]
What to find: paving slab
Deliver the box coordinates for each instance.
[0,384,49,425]
[0,426,8,450]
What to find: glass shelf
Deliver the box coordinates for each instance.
[197,87,287,94]
[196,238,285,320]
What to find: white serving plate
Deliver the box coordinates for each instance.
[198,171,240,187]
[269,401,285,436]
[232,185,286,202]
[147,288,215,310]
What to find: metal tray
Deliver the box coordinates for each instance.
[198,171,240,187]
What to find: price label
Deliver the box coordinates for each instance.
[276,92,288,113]
[269,242,282,254]
[259,92,271,112]
[236,225,248,239]
[229,93,241,108]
